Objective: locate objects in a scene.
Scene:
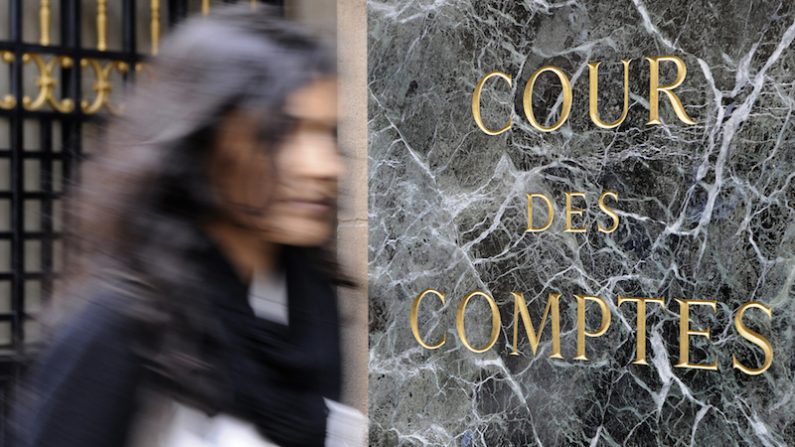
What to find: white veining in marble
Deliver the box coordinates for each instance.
[368,1,795,445]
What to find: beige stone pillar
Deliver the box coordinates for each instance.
[334,0,368,415]
[285,0,368,414]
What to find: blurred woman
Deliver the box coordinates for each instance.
[12,5,362,446]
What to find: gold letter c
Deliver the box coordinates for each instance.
[410,289,447,350]
[472,71,513,135]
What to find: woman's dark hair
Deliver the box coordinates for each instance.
[45,4,346,395]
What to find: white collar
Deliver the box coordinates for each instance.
[247,268,288,325]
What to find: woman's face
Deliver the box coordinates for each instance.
[210,77,343,246]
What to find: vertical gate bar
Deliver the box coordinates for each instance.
[72,0,82,77]
[40,0,52,46]
[167,0,188,26]
[122,0,136,84]
[39,118,53,320]
[60,0,80,276]
[122,0,136,60]
[9,0,21,41]
[58,0,73,277]
[179,0,188,22]
[72,0,82,185]
[66,0,82,273]
[1,2,24,444]
[151,0,161,55]
[9,0,25,354]
[167,0,178,27]
[60,0,74,47]
[97,0,108,51]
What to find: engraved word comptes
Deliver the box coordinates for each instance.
[410,290,774,376]
[471,55,696,134]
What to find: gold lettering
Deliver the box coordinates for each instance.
[523,66,572,132]
[589,59,631,129]
[618,297,665,365]
[410,289,446,350]
[732,301,774,375]
[646,56,696,125]
[574,295,612,360]
[675,299,718,370]
[510,292,562,358]
[564,192,586,233]
[472,71,512,135]
[597,191,620,233]
[527,193,554,232]
[456,291,501,353]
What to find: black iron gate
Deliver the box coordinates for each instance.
[0,0,283,444]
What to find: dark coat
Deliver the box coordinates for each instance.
[11,227,342,447]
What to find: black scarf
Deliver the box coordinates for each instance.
[156,227,343,447]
